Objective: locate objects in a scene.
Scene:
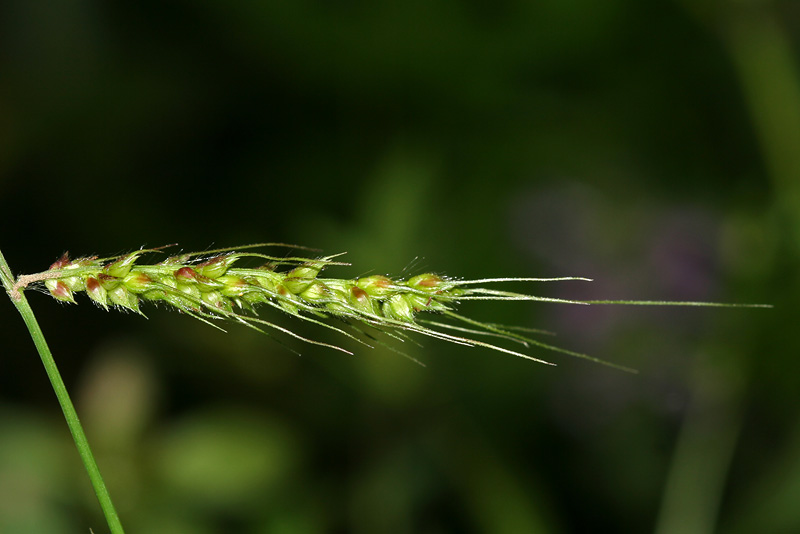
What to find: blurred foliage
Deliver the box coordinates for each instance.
[0,0,797,532]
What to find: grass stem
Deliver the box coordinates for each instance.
[0,248,124,534]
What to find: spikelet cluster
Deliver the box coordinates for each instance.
[24,244,636,369]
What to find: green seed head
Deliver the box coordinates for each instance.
[270,284,297,315]
[45,279,76,303]
[85,277,109,309]
[217,275,248,298]
[174,267,198,281]
[107,286,140,313]
[195,255,237,279]
[348,286,375,314]
[159,254,191,266]
[252,271,281,291]
[201,289,231,312]
[47,256,93,292]
[384,294,416,322]
[104,252,143,278]
[283,264,322,294]
[356,275,394,298]
[98,273,121,291]
[48,253,71,271]
[299,281,329,302]
[407,273,442,291]
[28,243,731,372]
[176,280,202,301]
[122,272,153,294]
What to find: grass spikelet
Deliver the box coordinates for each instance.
[13,244,771,372]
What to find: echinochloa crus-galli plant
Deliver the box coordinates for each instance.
[12,243,771,371]
[0,243,770,534]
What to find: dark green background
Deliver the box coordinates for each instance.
[1,1,797,532]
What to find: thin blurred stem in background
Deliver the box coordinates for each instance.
[726,7,800,238]
[655,3,800,533]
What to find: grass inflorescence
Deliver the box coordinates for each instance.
[13,244,771,372]
[0,243,772,534]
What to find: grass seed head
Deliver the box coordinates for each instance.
[21,244,768,371]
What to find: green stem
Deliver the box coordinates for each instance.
[0,249,125,534]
